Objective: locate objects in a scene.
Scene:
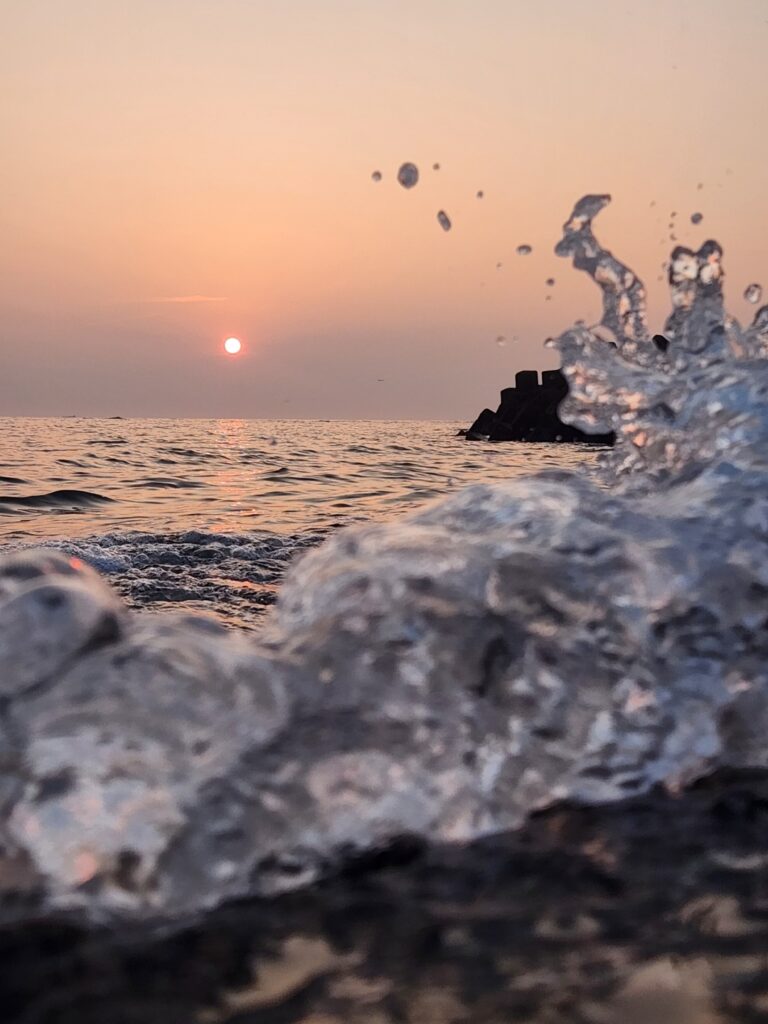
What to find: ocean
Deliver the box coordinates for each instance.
[0,416,598,627]
[6,194,768,1021]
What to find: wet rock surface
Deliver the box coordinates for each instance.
[3,770,768,1023]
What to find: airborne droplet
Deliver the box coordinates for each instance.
[397,162,419,189]
[476,190,484,199]
[371,170,382,182]
[691,212,703,225]
[432,162,440,171]
[496,336,506,346]
[745,283,763,304]
[437,210,452,232]
[546,277,556,286]
[516,244,532,256]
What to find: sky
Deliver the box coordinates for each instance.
[1,0,767,418]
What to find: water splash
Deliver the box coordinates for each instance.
[397,162,419,189]
[553,194,768,485]
[745,283,763,304]
[554,194,649,354]
[516,244,532,256]
[437,210,452,232]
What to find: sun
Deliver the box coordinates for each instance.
[223,337,242,355]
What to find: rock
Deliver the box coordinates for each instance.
[465,408,496,439]
[465,369,615,444]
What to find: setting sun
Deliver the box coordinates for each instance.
[223,337,242,355]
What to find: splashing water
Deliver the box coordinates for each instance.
[437,210,452,232]
[745,282,763,304]
[516,244,532,255]
[397,162,419,188]
[6,193,768,926]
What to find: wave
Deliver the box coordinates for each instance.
[130,477,206,489]
[2,194,768,928]
[0,488,113,509]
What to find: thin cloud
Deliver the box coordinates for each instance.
[147,295,228,304]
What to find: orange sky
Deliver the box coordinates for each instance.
[1,0,767,417]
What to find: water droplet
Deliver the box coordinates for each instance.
[476,190,484,199]
[650,200,657,207]
[516,244,532,256]
[697,182,704,190]
[437,210,452,232]
[432,162,440,171]
[397,162,419,189]
[545,295,552,301]
[691,212,703,225]
[496,262,503,269]
[371,171,382,182]
[670,211,677,218]
[546,278,556,287]
[496,336,506,346]
[745,283,763,304]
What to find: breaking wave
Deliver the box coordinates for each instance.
[2,195,768,926]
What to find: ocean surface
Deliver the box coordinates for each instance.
[0,417,598,626]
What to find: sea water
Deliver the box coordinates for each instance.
[0,419,595,626]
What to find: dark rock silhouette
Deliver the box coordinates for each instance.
[465,369,615,444]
